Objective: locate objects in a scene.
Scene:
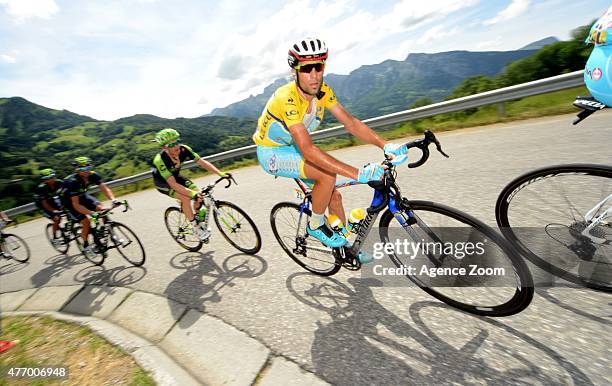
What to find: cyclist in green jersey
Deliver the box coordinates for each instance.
[253,37,409,248]
[152,128,228,240]
[61,157,120,259]
[34,168,64,243]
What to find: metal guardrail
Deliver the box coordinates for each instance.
[5,70,585,216]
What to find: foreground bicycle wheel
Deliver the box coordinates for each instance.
[1,233,30,263]
[379,200,534,317]
[270,202,340,276]
[74,232,105,266]
[45,223,69,254]
[214,201,262,255]
[111,222,146,266]
[496,164,611,292]
[164,207,202,252]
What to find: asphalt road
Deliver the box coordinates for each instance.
[2,111,611,385]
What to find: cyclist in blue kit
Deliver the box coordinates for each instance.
[584,5,612,106]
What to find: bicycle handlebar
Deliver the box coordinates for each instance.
[202,173,236,194]
[402,130,449,168]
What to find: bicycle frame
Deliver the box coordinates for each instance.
[582,193,612,244]
[292,167,415,259]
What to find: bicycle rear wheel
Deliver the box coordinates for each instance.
[496,164,611,292]
[379,200,534,317]
[164,207,202,252]
[270,202,340,276]
[110,222,146,266]
[1,233,30,263]
[214,201,262,255]
[45,223,69,254]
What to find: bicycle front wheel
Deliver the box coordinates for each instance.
[270,202,340,276]
[379,200,534,317]
[111,222,146,266]
[1,233,30,263]
[496,164,612,292]
[164,207,202,252]
[214,201,262,255]
[45,223,69,254]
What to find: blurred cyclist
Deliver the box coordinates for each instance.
[584,5,612,106]
[34,168,64,244]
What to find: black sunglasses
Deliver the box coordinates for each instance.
[297,62,325,73]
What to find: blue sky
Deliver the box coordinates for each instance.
[0,0,609,120]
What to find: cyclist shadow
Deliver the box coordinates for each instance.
[30,253,89,287]
[0,256,29,276]
[535,285,612,326]
[164,251,267,329]
[287,274,593,385]
[72,263,147,287]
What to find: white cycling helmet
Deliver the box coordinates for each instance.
[287,37,328,68]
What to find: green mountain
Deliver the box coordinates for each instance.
[519,36,559,50]
[209,49,538,120]
[0,99,256,210]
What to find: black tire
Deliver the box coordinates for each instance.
[45,223,69,254]
[1,233,30,263]
[496,164,612,292]
[74,228,105,266]
[214,201,262,255]
[379,200,534,317]
[110,222,146,267]
[164,207,202,252]
[270,202,340,276]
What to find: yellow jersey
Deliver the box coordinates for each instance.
[252,81,338,147]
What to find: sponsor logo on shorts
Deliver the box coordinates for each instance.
[268,154,278,174]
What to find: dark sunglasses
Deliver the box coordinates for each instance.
[297,62,325,74]
[166,140,181,148]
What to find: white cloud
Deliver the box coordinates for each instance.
[417,25,461,45]
[1,53,16,63]
[0,0,59,22]
[483,0,530,25]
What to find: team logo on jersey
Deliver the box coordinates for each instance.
[268,154,278,174]
[593,67,603,81]
[586,67,603,81]
[285,110,298,118]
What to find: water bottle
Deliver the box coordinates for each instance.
[348,208,365,233]
[327,214,348,237]
[197,206,207,222]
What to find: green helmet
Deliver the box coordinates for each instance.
[40,168,56,180]
[155,128,180,146]
[72,156,92,167]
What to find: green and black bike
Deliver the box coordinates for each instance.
[77,200,146,266]
[164,175,262,255]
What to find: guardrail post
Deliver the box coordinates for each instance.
[497,102,506,118]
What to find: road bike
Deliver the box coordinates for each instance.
[0,220,30,263]
[44,211,82,255]
[496,164,611,292]
[76,200,146,266]
[163,175,262,255]
[271,131,534,317]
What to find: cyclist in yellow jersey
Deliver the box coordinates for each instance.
[254,37,409,248]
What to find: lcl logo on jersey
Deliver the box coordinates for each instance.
[586,67,603,81]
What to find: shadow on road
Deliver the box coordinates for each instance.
[73,264,147,287]
[164,251,267,328]
[286,273,594,386]
[29,253,89,287]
